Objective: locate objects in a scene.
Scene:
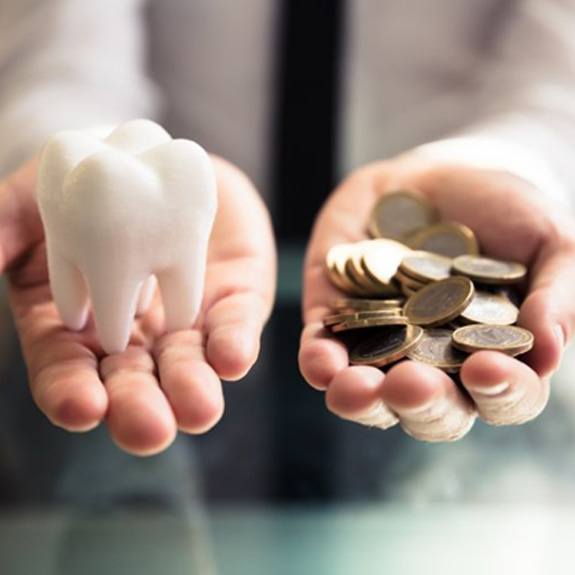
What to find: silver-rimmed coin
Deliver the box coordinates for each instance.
[460,290,519,326]
[349,325,423,367]
[407,328,468,372]
[404,276,475,327]
[452,255,527,285]
[400,251,452,282]
[368,190,438,240]
[452,324,534,356]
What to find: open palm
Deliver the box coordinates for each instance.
[299,155,575,441]
[2,156,275,455]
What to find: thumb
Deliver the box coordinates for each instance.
[0,158,44,273]
[519,239,575,378]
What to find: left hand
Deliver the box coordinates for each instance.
[3,155,276,456]
[299,153,575,441]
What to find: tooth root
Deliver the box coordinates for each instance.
[46,245,89,331]
[136,276,157,316]
[85,269,141,355]
[158,251,207,331]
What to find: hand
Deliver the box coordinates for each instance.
[1,155,275,455]
[299,154,575,441]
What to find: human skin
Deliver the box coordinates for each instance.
[299,154,575,441]
[0,156,276,456]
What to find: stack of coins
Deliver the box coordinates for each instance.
[324,190,534,373]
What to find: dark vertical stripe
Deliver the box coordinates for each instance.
[272,0,345,240]
[270,0,345,501]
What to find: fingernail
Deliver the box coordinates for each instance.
[468,381,509,397]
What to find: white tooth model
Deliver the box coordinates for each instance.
[37,119,218,354]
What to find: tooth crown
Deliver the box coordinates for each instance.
[37,119,218,354]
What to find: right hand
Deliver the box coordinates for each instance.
[0,155,276,456]
[299,155,575,441]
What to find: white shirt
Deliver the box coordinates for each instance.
[0,0,574,206]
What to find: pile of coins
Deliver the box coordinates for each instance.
[324,190,534,373]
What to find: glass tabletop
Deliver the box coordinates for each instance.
[0,248,574,575]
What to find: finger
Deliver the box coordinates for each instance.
[298,322,349,390]
[0,159,44,274]
[460,351,549,426]
[302,168,380,317]
[325,366,398,429]
[299,168,390,389]
[100,347,177,456]
[204,279,268,381]
[380,361,476,442]
[155,330,224,433]
[10,285,108,432]
[519,243,575,377]
[203,157,276,380]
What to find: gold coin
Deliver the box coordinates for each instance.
[401,284,418,298]
[460,290,519,326]
[326,243,361,293]
[330,307,404,320]
[329,269,359,294]
[395,271,428,290]
[361,238,412,286]
[406,222,479,257]
[346,240,399,296]
[399,251,452,283]
[332,316,409,333]
[406,328,467,372]
[452,255,527,285]
[345,256,381,294]
[367,190,438,240]
[333,297,405,311]
[323,310,404,328]
[349,324,423,367]
[404,276,474,327]
[452,324,534,356]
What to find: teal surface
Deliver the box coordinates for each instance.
[1,504,574,575]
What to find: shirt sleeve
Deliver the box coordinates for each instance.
[416,0,575,208]
[0,0,160,177]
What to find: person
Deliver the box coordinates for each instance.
[0,0,574,456]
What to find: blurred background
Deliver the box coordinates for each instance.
[1,0,575,573]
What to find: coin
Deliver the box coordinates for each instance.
[333,297,405,311]
[345,256,381,294]
[399,251,452,282]
[332,315,409,333]
[347,240,401,296]
[361,238,412,286]
[406,222,479,257]
[349,324,423,367]
[401,284,418,298]
[331,307,404,319]
[367,190,438,240]
[452,324,534,356]
[326,243,361,293]
[407,328,468,372]
[460,290,519,326]
[404,276,475,327]
[323,310,405,328]
[395,271,428,290]
[452,255,527,285]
